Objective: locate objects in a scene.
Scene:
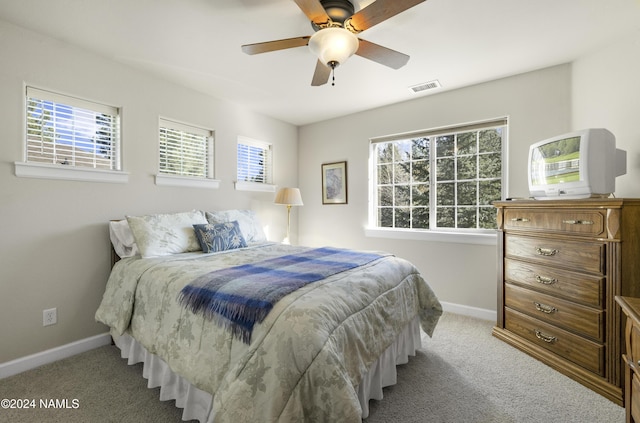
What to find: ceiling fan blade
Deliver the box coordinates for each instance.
[241,36,311,55]
[356,39,409,69]
[311,60,331,86]
[347,0,426,32]
[293,0,331,26]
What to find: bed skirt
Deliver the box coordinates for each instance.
[113,316,422,422]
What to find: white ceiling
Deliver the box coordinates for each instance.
[1,0,639,126]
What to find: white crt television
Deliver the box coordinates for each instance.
[528,128,627,200]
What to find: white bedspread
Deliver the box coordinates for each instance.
[95,243,442,422]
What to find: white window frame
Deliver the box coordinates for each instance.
[15,86,128,184]
[366,118,508,245]
[235,136,275,192]
[155,118,219,189]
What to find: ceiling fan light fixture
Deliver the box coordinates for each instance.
[308,27,359,67]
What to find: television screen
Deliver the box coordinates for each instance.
[530,136,581,186]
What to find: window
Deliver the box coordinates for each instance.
[236,136,274,192]
[17,87,126,183]
[158,118,214,178]
[370,118,506,235]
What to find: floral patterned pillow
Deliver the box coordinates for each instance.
[126,210,207,258]
[205,210,267,245]
[193,221,247,253]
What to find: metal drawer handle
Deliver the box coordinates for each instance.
[535,275,557,285]
[535,247,558,256]
[562,219,594,225]
[535,330,557,344]
[510,217,530,222]
[534,302,558,314]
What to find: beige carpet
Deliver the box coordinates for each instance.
[0,312,625,422]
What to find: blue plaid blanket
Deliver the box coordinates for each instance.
[179,247,387,343]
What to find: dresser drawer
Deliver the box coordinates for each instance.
[505,308,605,376]
[505,283,604,341]
[505,234,605,274]
[503,209,605,236]
[504,259,605,307]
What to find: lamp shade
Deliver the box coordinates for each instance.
[308,27,359,67]
[274,187,303,206]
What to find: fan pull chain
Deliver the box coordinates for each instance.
[329,60,337,86]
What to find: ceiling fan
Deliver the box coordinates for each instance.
[241,0,426,86]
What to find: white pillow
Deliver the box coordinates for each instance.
[109,220,139,258]
[205,210,267,245]
[126,210,208,258]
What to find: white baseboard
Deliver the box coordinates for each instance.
[0,333,112,379]
[0,302,493,379]
[440,301,496,322]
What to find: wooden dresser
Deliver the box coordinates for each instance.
[616,296,640,422]
[493,198,640,405]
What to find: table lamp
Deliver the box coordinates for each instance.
[274,187,303,244]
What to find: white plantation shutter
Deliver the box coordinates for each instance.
[159,119,214,178]
[237,136,272,184]
[26,87,121,170]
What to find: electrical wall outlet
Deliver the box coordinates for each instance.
[43,308,57,326]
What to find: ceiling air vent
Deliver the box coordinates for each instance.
[409,80,441,94]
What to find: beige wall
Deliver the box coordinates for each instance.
[571,30,640,197]
[0,20,298,363]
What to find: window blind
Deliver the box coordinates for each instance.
[159,118,213,178]
[26,87,121,170]
[237,136,272,184]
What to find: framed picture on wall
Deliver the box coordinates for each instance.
[321,161,348,205]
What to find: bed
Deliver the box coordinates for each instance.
[95,210,442,422]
